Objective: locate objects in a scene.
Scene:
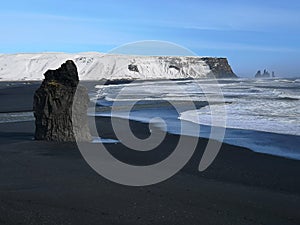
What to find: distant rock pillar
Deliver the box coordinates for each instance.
[33,60,91,142]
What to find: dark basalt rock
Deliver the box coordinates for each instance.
[201,57,237,78]
[169,65,180,71]
[128,64,139,72]
[33,60,91,142]
[255,69,271,78]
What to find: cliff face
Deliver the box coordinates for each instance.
[0,53,237,80]
[201,57,237,78]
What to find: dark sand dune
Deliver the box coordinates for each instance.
[0,83,299,225]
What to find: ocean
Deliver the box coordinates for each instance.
[93,78,300,160]
[1,78,299,160]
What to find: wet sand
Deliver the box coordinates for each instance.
[0,83,299,225]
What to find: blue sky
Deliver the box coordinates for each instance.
[0,0,300,77]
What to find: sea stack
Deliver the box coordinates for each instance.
[33,60,91,142]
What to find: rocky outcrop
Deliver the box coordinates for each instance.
[128,64,139,72]
[255,69,272,78]
[33,60,91,142]
[201,57,237,78]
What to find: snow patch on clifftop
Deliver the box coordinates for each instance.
[0,52,222,81]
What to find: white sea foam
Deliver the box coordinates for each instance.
[214,79,300,136]
[90,78,300,159]
[179,98,300,136]
[93,78,300,137]
[275,90,300,100]
[94,80,230,103]
[92,137,119,144]
[0,112,34,123]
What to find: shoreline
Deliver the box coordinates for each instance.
[0,80,299,162]
[0,119,300,224]
[2,118,300,194]
[95,111,300,161]
[94,116,300,194]
[0,82,300,224]
[2,107,300,161]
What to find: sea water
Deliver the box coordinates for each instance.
[93,78,300,160]
[1,79,298,159]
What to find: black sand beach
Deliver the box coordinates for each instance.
[0,83,300,225]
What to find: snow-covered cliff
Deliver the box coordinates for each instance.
[0,52,236,81]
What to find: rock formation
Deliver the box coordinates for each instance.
[33,60,91,142]
[255,69,271,78]
[201,57,237,78]
[128,64,139,72]
[255,70,262,77]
